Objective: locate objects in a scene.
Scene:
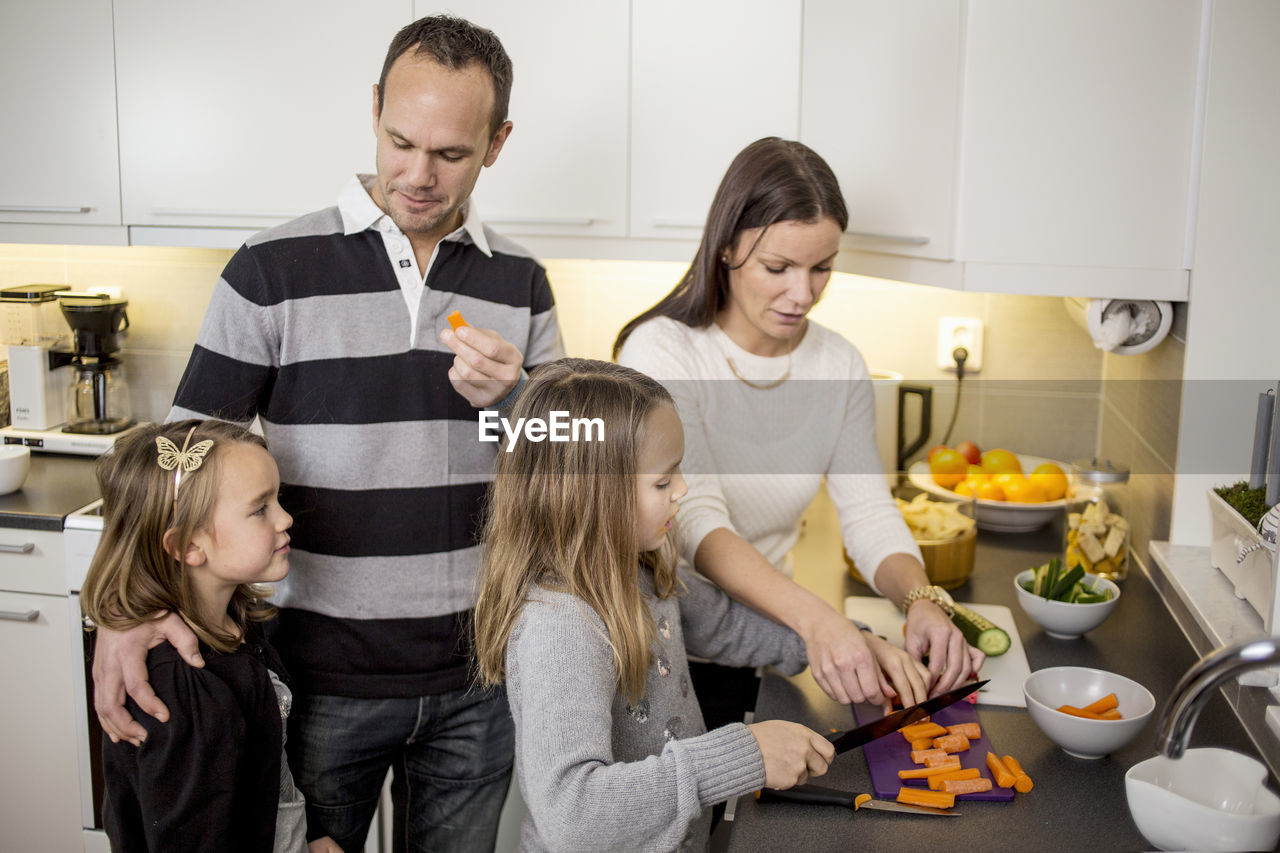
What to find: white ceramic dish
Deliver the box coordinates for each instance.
[907,453,1072,532]
[1022,666,1154,759]
[1014,568,1120,639]
[0,445,31,495]
[1126,748,1280,851]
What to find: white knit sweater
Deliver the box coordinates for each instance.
[617,317,920,592]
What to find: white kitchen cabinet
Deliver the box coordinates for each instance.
[801,0,962,263]
[0,588,83,853]
[629,0,802,241]
[426,1,630,240]
[0,0,121,228]
[114,0,411,232]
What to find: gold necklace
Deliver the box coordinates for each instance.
[724,343,793,390]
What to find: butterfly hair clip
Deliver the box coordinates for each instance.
[157,426,214,513]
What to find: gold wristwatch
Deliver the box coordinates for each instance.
[901,584,955,617]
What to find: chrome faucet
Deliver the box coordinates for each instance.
[1156,638,1280,758]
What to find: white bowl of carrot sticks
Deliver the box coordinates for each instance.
[1014,568,1120,639]
[1022,666,1155,759]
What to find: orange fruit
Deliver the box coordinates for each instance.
[975,480,1006,501]
[1003,478,1047,503]
[981,448,1023,475]
[929,448,969,489]
[993,471,1025,491]
[1029,462,1068,501]
[954,479,977,498]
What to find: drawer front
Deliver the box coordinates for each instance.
[0,527,64,595]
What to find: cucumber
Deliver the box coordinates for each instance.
[1049,565,1085,601]
[951,603,1011,657]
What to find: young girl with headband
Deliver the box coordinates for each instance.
[81,420,340,852]
[474,359,835,852]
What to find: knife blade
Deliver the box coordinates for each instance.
[757,784,957,816]
[826,679,988,754]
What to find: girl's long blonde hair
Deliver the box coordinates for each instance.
[81,419,276,653]
[474,358,681,703]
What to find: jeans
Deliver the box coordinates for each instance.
[288,685,515,853]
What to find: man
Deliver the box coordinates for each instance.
[92,15,563,853]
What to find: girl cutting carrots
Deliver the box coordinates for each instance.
[472,358,837,851]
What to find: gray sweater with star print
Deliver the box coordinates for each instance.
[505,566,808,852]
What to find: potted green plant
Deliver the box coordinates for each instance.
[1207,482,1271,623]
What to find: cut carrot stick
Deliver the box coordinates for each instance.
[1002,754,1034,793]
[986,752,1015,788]
[896,787,955,809]
[923,752,957,767]
[910,748,949,765]
[897,757,961,779]
[910,738,935,751]
[946,722,982,739]
[928,768,981,790]
[1082,693,1118,715]
[1055,704,1124,720]
[942,776,994,795]
[854,793,872,810]
[900,722,948,742]
[1098,708,1122,720]
[931,733,971,753]
[446,310,467,331]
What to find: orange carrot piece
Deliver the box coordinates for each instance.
[931,733,971,753]
[446,310,467,331]
[900,722,948,742]
[910,748,949,765]
[928,768,981,790]
[1082,693,1118,715]
[946,722,981,740]
[910,738,936,751]
[986,752,1015,788]
[854,793,872,810]
[923,752,957,767]
[1002,754,1034,793]
[1098,708,1122,720]
[942,776,994,795]
[896,787,955,809]
[1056,704,1104,720]
[897,757,961,779]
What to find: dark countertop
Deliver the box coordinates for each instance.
[728,526,1266,853]
[0,452,100,530]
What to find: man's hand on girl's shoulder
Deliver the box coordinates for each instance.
[92,611,203,746]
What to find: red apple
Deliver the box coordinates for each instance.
[926,444,950,462]
[955,440,982,466]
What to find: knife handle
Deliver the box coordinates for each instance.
[758,784,856,809]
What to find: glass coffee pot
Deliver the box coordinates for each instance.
[65,361,133,434]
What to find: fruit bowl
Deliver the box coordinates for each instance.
[907,453,1073,532]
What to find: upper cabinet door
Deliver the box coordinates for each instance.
[0,0,120,226]
[630,0,802,241]
[433,1,629,239]
[114,1,410,230]
[959,0,1203,273]
[801,0,962,262]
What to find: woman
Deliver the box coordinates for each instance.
[614,137,982,721]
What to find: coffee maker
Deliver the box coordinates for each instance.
[1,285,143,455]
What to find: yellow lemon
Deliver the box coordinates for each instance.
[1029,462,1068,501]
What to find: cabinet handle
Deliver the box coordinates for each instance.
[485,216,596,227]
[0,205,92,214]
[0,542,35,554]
[0,608,39,622]
[845,230,931,245]
[651,220,703,230]
[150,208,300,219]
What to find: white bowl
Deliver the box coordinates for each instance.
[0,445,30,495]
[907,453,1072,532]
[1126,748,1280,851]
[1014,569,1120,639]
[1022,666,1154,759]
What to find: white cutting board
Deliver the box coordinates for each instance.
[843,597,1030,708]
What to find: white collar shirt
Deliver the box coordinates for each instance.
[336,174,492,346]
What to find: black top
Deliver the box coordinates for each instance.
[101,624,289,853]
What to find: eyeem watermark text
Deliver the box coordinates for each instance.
[479,410,605,451]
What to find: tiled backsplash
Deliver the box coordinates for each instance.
[2,242,1139,479]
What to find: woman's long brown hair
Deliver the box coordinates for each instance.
[80,419,276,653]
[473,358,681,703]
[613,136,849,358]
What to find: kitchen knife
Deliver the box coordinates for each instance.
[825,679,988,754]
[757,784,957,816]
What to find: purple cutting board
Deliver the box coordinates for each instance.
[852,701,1014,802]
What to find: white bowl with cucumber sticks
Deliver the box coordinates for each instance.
[1014,560,1120,639]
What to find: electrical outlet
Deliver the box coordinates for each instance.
[937,317,983,372]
